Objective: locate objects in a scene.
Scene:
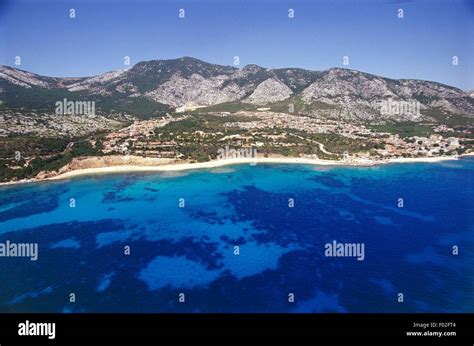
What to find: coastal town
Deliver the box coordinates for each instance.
[1,101,473,184]
[92,109,471,163]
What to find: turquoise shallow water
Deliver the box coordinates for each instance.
[0,158,473,312]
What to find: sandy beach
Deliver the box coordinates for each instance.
[1,153,472,187]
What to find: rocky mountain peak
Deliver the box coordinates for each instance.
[242,64,265,72]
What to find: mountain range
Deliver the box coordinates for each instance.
[1,56,473,124]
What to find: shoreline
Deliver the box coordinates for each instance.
[1,153,472,187]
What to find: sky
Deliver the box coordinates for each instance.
[0,0,473,90]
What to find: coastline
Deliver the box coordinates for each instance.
[1,153,472,187]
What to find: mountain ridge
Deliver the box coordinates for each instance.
[1,57,473,123]
[2,57,470,92]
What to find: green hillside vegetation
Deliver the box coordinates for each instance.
[422,108,473,127]
[368,122,434,138]
[95,94,170,119]
[190,101,258,114]
[0,82,170,119]
[0,83,90,112]
[0,135,104,182]
[266,97,339,114]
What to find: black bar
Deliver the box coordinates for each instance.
[0,313,473,345]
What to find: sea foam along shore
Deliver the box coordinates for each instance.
[1,153,472,187]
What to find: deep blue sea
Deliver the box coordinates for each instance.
[0,158,473,313]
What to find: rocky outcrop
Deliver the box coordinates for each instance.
[244,78,293,105]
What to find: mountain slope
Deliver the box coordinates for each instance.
[1,57,473,124]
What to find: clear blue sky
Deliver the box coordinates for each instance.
[0,0,473,90]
